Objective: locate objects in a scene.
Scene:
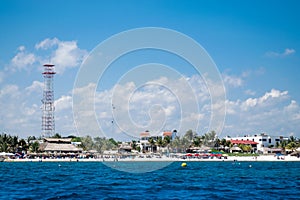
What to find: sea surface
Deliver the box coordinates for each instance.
[0,161,299,199]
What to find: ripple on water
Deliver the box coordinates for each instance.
[0,161,300,199]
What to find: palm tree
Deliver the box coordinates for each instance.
[0,133,12,152]
[184,129,194,142]
[214,138,221,150]
[192,136,202,147]
[148,138,155,153]
[11,136,19,153]
[131,140,137,150]
[18,139,28,153]
[286,142,297,152]
[241,145,252,153]
[180,137,190,153]
[29,141,40,153]
[203,131,217,147]
[163,136,171,155]
[170,136,181,153]
[155,137,163,153]
[279,140,288,154]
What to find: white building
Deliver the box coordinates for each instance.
[225,133,288,153]
[139,130,176,153]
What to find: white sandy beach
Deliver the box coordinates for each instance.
[3,155,300,162]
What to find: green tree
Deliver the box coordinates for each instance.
[52,133,62,138]
[71,137,82,142]
[286,142,297,152]
[163,136,171,147]
[131,140,137,150]
[11,136,19,153]
[240,144,252,153]
[192,136,202,147]
[155,137,163,153]
[0,133,12,152]
[29,141,40,153]
[94,137,105,153]
[148,138,155,153]
[214,138,221,150]
[81,135,94,151]
[184,129,194,141]
[18,139,28,152]
[202,131,217,146]
[108,138,118,146]
[170,136,181,153]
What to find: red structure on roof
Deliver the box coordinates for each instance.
[230,140,258,145]
[163,131,172,137]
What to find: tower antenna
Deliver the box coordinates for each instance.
[41,64,56,138]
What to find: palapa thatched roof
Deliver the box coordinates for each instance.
[40,142,82,152]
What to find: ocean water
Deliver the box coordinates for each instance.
[0,161,299,199]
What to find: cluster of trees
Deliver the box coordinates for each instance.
[79,136,118,153]
[149,130,300,154]
[275,136,300,152]
[0,133,40,153]
[42,133,119,153]
[1,131,300,155]
[168,130,219,153]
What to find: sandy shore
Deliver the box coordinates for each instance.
[3,155,300,162]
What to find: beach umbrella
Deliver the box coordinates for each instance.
[194,153,200,157]
[186,153,193,157]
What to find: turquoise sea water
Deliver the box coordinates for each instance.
[1,161,299,199]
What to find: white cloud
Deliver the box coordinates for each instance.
[71,75,211,140]
[1,71,300,139]
[224,89,299,137]
[244,89,256,96]
[18,46,25,51]
[54,95,72,111]
[283,48,295,56]
[35,38,59,50]
[222,74,243,88]
[241,89,288,111]
[25,81,44,94]
[50,40,88,74]
[265,48,296,57]
[6,38,88,75]
[0,71,4,83]
[7,46,37,72]
[0,84,41,138]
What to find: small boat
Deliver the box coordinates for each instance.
[0,157,5,162]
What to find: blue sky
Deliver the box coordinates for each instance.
[0,0,299,140]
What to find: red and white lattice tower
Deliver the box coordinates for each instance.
[42,64,56,138]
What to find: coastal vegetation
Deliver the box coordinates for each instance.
[1,131,300,156]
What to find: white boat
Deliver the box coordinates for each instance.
[0,157,5,162]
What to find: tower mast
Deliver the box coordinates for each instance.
[42,64,56,138]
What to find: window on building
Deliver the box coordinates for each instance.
[262,139,267,142]
[269,139,271,143]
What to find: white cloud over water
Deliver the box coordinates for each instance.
[0,73,300,139]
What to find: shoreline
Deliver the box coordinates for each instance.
[3,155,300,162]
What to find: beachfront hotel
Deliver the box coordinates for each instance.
[225,133,288,154]
[139,130,176,153]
